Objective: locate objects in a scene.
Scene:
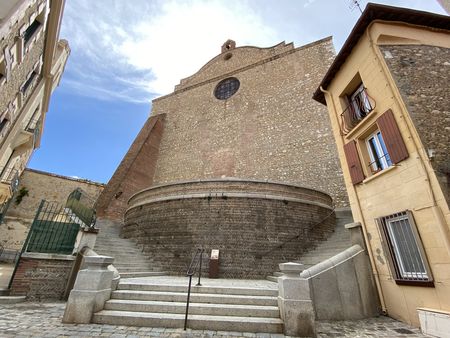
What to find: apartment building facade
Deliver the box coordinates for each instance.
[313,3,449,330]
[0,0,69,207]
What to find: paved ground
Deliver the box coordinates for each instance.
[0,302,427,338]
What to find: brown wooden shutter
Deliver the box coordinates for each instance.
[344,140,365,185]
[377,109,408,164]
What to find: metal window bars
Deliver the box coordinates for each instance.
[379,211,432,283]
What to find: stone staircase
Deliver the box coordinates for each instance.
[94,219,166,278]
[93,278,283,333]
[267,208,353,281]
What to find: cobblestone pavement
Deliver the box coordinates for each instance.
[0,302,427,338]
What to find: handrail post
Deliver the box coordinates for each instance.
[197,249,203,286]
[184,274,193,331]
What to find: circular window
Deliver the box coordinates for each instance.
[214,77,240,100]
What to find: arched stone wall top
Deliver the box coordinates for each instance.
[174,41,294,92]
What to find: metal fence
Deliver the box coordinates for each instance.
[24,200,80,255]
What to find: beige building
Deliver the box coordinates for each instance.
[314,3,450,330]
[0,0,69,207]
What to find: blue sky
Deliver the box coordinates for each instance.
[28,0,446,183]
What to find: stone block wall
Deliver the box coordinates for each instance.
[10,253,74,300]
[7,168,104,220]
[149,37,348,207]
[124,179,335,278]
[0,0,46,117]
[1,169,103,250]
[381,45,450,206]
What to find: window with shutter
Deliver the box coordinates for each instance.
[344,140,365,184]
[376,109,408,164]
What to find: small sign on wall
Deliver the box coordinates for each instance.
[211,249,219,260]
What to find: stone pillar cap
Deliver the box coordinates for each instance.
[84,255,114,269]
[279,262,304,274]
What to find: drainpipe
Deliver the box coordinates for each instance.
[366,22,450,258]
[319,85,387,313]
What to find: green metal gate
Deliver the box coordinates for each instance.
[24,200,80,255]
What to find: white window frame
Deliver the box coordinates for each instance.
[365,130,392,173]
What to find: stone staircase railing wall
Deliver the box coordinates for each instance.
[278,222,380,337]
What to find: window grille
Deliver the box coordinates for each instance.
[378,211,432,285]
[214,77,240,100]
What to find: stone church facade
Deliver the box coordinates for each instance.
[96,38,349,278]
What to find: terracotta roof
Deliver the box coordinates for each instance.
[313,2,450,105]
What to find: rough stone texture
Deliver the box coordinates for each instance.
[96,114,165,220]
[150,38,348,208]
[6,168,104,220]
[0,0,46,119]
[381,45,450,206]
[10,255,74,300]
[124,180,335,279]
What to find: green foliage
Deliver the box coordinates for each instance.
[15,187,29,205]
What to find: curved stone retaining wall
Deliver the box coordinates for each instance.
[124,179,335,279]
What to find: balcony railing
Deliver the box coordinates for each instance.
[0,166,20,196]
[340,87,375,135]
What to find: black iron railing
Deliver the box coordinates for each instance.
[184,248,204,330]
[65,188,97,228]
[340,87,375,135]
[368,153,391,174]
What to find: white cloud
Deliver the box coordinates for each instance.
[60,0,278,101]
[59,0,446,103]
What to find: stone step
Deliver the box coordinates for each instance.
[111,290,278,306]
[117,283,278,297]
[120,272,167,278]
[0,288,10,296]
[266,276,278,283]
[92,310,283,333]
[0,296,26,304]
[104,299,280,318]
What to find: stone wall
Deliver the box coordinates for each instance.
[124,179,335,279]
[0,0,46,117]
[1,169,103,250]
[381,45,450,206]
[7,168,104,220]
[149,38,348,207]
[10,252,74,300]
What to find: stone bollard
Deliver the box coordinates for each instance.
[278,262,316,337]
[63,255,114,324]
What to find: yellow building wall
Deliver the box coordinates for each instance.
[323,22,450,326]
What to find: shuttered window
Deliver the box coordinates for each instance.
[376,109,408,164]
[343,140,365,185]
[344,109,409,184]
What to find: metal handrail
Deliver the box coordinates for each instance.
[184,248,204,330]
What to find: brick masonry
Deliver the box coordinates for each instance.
[10,254,74,300]
[382,45,450,205]
[96,114,165,220]
[124,179,335,278]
